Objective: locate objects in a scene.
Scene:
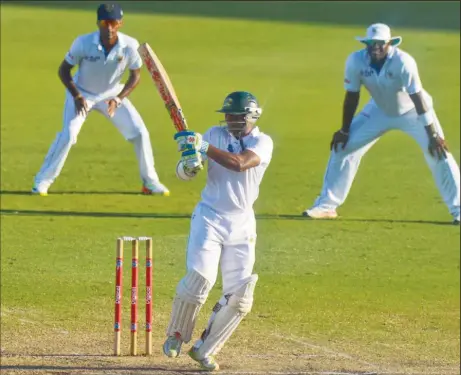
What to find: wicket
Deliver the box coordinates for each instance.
[114,236,153,356]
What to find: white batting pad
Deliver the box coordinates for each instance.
[166,270,212,343]
[195,274,258,358]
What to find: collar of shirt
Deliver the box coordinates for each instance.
[242,126,260,140]
[228,126,260,142]
[240,126,260,150]
[92,31,127,55]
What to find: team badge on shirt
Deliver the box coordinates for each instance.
[360,69,374,77]
[385,70,394,79]
[227,141,240,153]
[84,55,101,62]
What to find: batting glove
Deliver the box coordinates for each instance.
[174,131,209,155]
[181,149,203,174]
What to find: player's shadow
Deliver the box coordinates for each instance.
[0,209,454,226]
[5,1,460,32]
[0,190,153,196]
[0,209,191,220]
[0,364,204,373]
[259,214,454,226]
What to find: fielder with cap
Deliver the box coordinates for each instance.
[32,3,169,196]
[303,23,460,224]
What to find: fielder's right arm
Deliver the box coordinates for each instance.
[331,53,362,151]
[59,37,87,116]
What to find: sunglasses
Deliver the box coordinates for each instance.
[99,19,123,28]
[363,40,388,47]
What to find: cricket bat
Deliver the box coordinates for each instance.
[137,42,188,132]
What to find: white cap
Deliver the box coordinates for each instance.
[356,23,402,47]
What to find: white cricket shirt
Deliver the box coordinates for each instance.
[201,126,273,215]
[64,31,142,100]
[344,47,431,116]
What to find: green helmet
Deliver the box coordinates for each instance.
[216,91,262,119]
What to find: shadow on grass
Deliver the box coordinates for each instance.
[0,190,150,196]
[3,1,460,32]
[0,209,191,219]
[0,209,454,226]
[1,353,113,357]
[0,364,203,374]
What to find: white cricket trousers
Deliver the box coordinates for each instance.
[34,90,160,188]
[313,100,460,217]
[184,203,257,295]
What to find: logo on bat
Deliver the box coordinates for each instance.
[139,44,188,131]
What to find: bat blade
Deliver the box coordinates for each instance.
[138,42,188,132]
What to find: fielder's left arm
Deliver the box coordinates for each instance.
[403,57,449,159]
[106,69,141,117]
[117,69,141,100]
[107,44,143,117]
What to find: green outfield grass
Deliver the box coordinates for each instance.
[1,2,459,374]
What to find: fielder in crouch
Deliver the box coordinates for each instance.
[32,3,169,196]
[304,23,460,224]
[163,91,273,371]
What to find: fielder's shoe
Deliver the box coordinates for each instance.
[188,346,220,372]
[31,186,48,196]
[142,182,170,196]
[302,207,338,219]
[163,332,183,358]
[453,215,460,225]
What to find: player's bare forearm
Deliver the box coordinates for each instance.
[409,92,436,135]
[206,146,261,172]
[342,91,360,132]
[58,60,81,98]
[117,68,141,100]
[410,91,429,115]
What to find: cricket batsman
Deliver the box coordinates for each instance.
[162,91,273,371]
[31,3,169,196]
[303,24,460,224]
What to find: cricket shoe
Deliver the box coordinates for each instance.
[163,332,183,358]
[453,215,460,225]
[31,186,48,196]
[188,346,220,372]
[302,206,338,219]
[142,182,170,196]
